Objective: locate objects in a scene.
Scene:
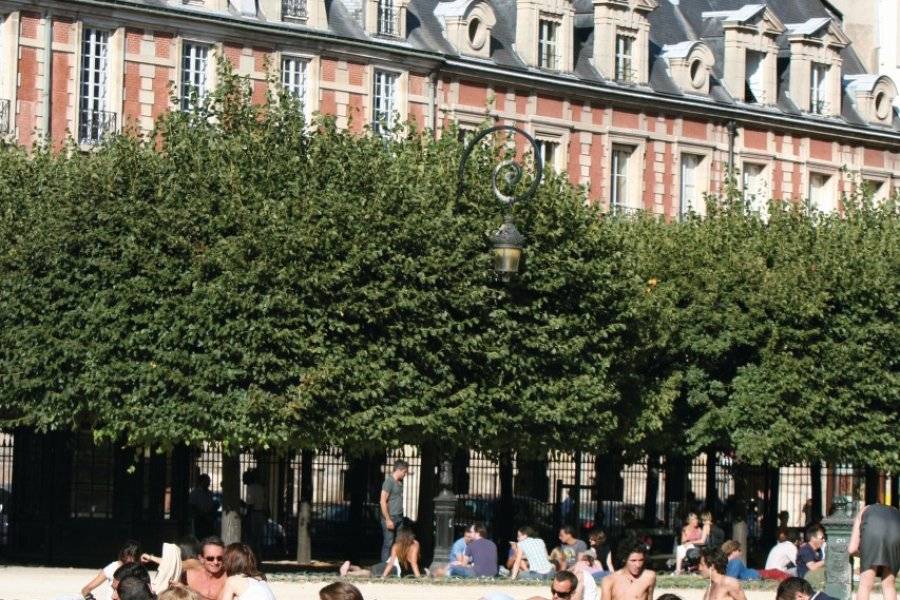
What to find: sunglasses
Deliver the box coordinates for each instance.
[551,588,573,599]
[204,556,224,562]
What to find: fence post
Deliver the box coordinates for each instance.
[644,454,659,524]
[498,452,515,543]
[221,451,242,545]
[417,444,437,564]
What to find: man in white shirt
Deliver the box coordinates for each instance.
[765,528,798,576]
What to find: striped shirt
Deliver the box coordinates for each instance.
[519,537,553,575]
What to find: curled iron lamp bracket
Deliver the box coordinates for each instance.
[456,125,544,206]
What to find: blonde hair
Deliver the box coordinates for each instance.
[158,587,200,600]
[722,540,741,555]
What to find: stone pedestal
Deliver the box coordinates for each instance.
[822,496,856,600]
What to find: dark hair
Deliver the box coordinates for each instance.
[560,524,578,537]
[777,577,815,600]
[113,563,151,586]
[553,570,579,590]
[616,540,647,568]
[319,581,364,600]
[589,529,607,545]
[518,525,536,538]
[393,459,409,471]
[200,536,226,553]
[223,543,265,580]
[117,577,155,600]
[805,524,825,541]
[700,546,727,574]
[657,595,684,600]
[777,527,791,542]
[118,541,142,564]
[178,536,200,561]
[198,474,211,486]
[472,522,488,538]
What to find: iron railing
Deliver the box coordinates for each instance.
[79,109,116,145]
[282,0,307,20]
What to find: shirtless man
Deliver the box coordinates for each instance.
[185,536,227,600]
[601,542,656,600]
[699,546,747,600]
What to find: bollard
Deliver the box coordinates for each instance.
[821,496,856,600]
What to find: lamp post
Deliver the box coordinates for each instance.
[456,125,544,278]
[430,125,543,570]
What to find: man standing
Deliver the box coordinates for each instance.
[189,474,217,539]
[699,546,747,600]
[185,536,227,600]
[379,459,409,561]
[600,541,656,600]
[797,524,826,587]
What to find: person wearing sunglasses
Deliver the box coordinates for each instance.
[185,536,227,600]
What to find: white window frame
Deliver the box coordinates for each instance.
[810,62,829,115]
[0,13,20,136]
[372,69,399,135]
[742,160,770,216]
[535,138,560,173]
[538,18,559,71]
[615,34,634,82]
[807,170,836,213]
[79,27,111,145]
[679,153,708,217]
[377,0,399,36]
[281,54,309,109]
[745,50,765,104]
[180,41,211,111]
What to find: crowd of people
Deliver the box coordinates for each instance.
[66,500,896,600]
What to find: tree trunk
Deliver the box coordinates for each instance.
[417,444,438,564]
[221,451,242,545]
[705,450,718,513]
[811,462,823,523]
[644,453,659,525]
[295,450,314,564]
[497,451,515,543]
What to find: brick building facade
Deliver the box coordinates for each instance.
[0,0,898,218]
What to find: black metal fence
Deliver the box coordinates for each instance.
[0,430,894,563]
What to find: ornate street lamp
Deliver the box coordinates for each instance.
[457,125,544,277]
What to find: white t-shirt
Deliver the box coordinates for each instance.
[581,571,600,600]
[765,541,798,574]
[102,561,121,581]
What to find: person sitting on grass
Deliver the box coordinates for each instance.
[675,513,703,574]
[698,546,746,600]
[511,525,555,580]
[449,522,498,578]
[339,525,421,578]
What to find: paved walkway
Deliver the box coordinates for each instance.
[0,566,885,600]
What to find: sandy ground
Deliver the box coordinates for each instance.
[0,566,885,600]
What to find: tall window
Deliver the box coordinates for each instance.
[862,179,886,204]
[680,154,705,217]
[745,51,765,103]
[808,172,834,212]
[79,28,111,145]
[372,70,398,135]
[377,0,398,36]
[281,56,308,106]
[538,19,559,70]
[615,35,633,82]
[535,139,559,172]
[742,162,768,215]
[181,42,210,111]
[611,145,634,211]
[810,63,829,114]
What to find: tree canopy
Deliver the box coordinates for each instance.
[0,67,896,470]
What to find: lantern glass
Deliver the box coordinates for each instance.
[493,244,522,275]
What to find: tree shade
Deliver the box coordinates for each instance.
[0,66,896,471]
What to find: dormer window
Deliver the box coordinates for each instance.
[703,4,785,105]
[538,18,560,70]
[592,0,657,85]
[434,0,496,59]
[844,75,898,126]
[662,41,715,95]
[366,0,409,38]
[810,63,829,114]
[615,34,634,82]
[517,0,575,71]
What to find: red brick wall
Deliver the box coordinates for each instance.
[810,139,832,161]
[743,128,767,151]
[123,61,141,128]
[50,50,71,148]
[864,147,884,168]
[321,58,337,82]
[458,81,487,108]
[683,119,707,140]
[536,96,563,119]
[152,66,171,122]
[155,31,173,59]
[16,45,39,148]
[612,109,639,129]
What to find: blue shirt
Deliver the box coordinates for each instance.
[797,544,822,577]
[726,558,761,580]
[450,537,467,563]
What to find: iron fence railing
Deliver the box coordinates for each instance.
[79,109,116,145]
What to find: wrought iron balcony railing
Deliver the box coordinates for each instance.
[79,109,116,145]
[282,0,308,21]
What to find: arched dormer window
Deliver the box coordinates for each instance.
[435,0,496,59]
[516,0,575,71]
[702,4,785,105]
[592,0,658,84]
[785,18,850,117]
[662,41,714,95]
[844,75,898,126]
